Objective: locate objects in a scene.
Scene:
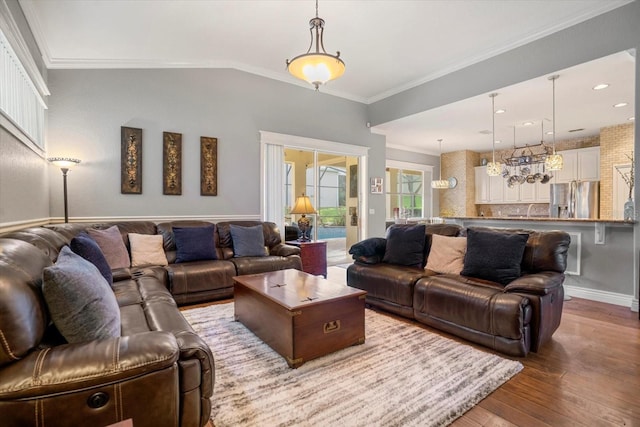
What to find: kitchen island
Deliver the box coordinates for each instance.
[443,216,638,312]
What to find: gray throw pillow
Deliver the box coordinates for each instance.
[87,225,130,270]
[42,246,121,343]
[230,224,267,257]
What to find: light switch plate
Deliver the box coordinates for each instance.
[369,209,375,215]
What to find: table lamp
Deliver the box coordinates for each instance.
[289,193,316,241]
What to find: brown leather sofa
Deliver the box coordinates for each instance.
[347,224,570,357]
[0,220,301,426]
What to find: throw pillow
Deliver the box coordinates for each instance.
[87,225,130,270]
[129,233,168,267]
[425,234,467,274]
[173,225,218,263]
[70,232,113,285]
[461,228,529,285]
[230,224,267,257]
[42,246,121,343]
[382,224,426,268]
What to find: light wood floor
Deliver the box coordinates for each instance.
[195,278,639,427]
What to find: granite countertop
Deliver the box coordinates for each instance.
[444,216,635,224]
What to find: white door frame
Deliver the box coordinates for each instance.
[260,131,370,239]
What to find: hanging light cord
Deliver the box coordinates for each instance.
[438,139,443,180]
[492,94,496,163]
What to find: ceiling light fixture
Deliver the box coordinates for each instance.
[523,121,534,126]
[486,93,502,176]
[613,102,628,108]
[431,139,451,189]
[629,117,635,121]
[286,0,345,91]
[592,83,609,90]
[545,75,563,172]
[495,109,506,114]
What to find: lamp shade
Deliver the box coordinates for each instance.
[290,195,317,215]
[287,53,345,88]
[545,153,564,171]
[431,180,450,189]
[486,161,502,176]
[48,157,81,169]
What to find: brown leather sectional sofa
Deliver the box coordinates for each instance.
[347,224,571,357]
[0,220,302,426]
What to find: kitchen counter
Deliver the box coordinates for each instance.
[444,216,634,225]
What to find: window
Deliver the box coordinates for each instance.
[385,161,433,220]
[0,27,47,152]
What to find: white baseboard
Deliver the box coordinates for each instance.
[1,214,262,234]
[564,284,637,310]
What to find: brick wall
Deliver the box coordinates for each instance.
[599,122,634,219]
[441,150,479,216]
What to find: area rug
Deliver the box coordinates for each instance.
[182,303,523,427]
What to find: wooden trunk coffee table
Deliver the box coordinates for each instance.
[233,269,366,368]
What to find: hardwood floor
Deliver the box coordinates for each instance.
[188,288,640,426]
[453,297,640,427]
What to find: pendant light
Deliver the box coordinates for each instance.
[486,93,502,176]
[545,75,564,171]
[286,0,345,90]
[431,139,450,189]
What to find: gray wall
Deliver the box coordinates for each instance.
[0,0,49,226]
[0,128,49,224]
[46,68,386,235]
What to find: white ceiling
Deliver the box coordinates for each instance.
[18,0,636,154]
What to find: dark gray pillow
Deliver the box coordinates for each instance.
[461,228,529,285]
[42,246,121,343]
[230,224,267,257]
[382,224,426,267]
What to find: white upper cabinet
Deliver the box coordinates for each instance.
[577,147,600,181]
[553,147,600,183]
[475,166,490,203]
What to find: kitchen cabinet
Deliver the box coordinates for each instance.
[477,166,552,204]
[475,167,490,203]
[553,147,600,183]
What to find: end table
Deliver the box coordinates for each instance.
[286,240,327,278]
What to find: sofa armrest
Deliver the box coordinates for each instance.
[0,331,179,399]
[270,243,301,257]
[504,271,565,296]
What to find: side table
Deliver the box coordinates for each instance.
[286,240,327,277]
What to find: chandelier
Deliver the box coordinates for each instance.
[545,75,564,171]
[432,139,450,189]
[486,93,503,176]
[286,0,345,90]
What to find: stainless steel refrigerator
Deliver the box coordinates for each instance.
[549,180,600,219]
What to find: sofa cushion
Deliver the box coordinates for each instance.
[174,225,218,263]
[461,228,529,285]
[129,233,168,267]
[87,225,130,269]
[382,224,426,268]
[230,224,267,257]
[70,232,113,285]
[42,246,121,343]
[425,234,466,274]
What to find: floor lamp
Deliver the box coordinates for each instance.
[47,157,81,223]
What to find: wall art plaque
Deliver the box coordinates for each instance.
[200,137,218,196]
[121,126,142,194]
[163,132,182,195]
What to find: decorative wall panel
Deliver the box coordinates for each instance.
[121,126,142,194]
[200,137,218,196]
[163,132,182,195]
